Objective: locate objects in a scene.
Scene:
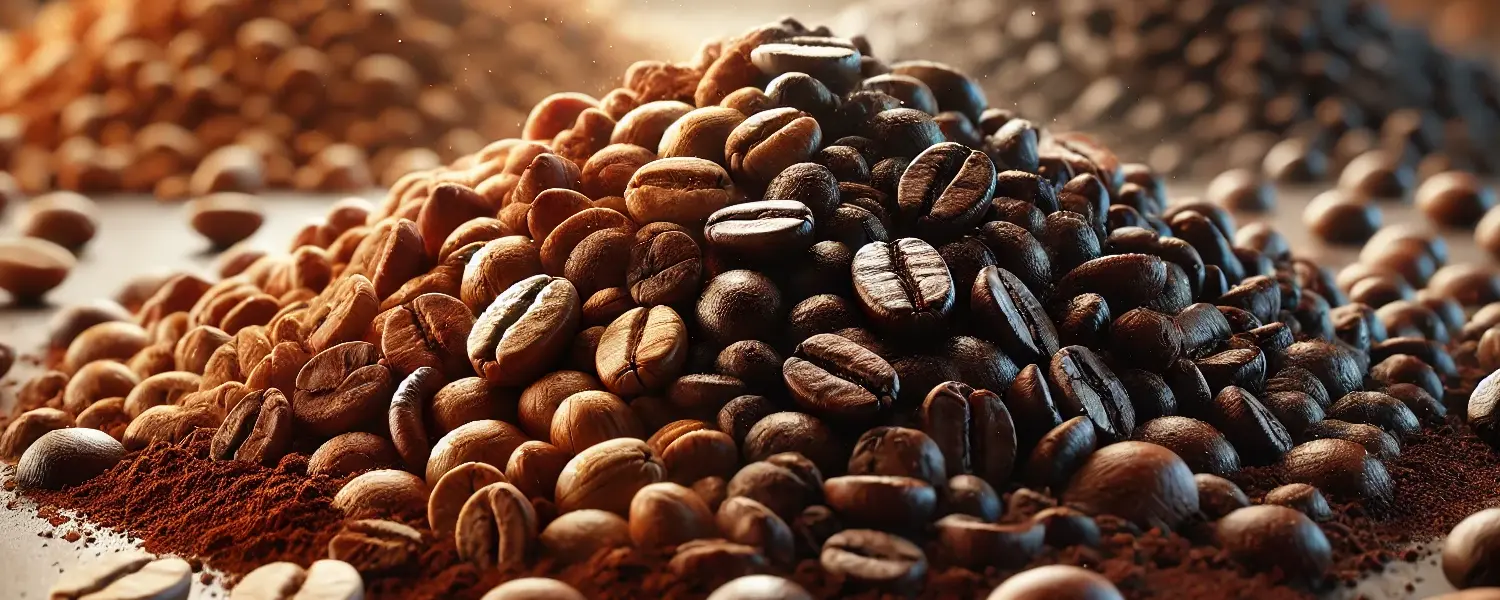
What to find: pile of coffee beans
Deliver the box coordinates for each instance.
[7,15,1500,600]
[839,0,1500,184]
[0,0,635,197]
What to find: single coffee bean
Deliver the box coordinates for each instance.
[333,469,429,516]
[1206,168,1275,212]
[0,237,76,300]
[49,556,192,600]
[1340,150,1415,200]
[1264,483,1333,522]
[986,565,1123,600]
[1381,383,1446,427]
[1195,473,1250,520]
[725,107,823,188]
[1055,294,1110,350]
[1280,438,1394,505]
[308,433,399,478]
[1217,505,1331,580]
[425,419,529,486]
[234,560,362,600]
[1062,441,1198,530]
[1443,508,1500,589]
[851,238,954,338]
[1470,371,1500,448]
[864,108,945,160]
[455,481,537,568]
[697,270,782,345]
[716,341,784,394]
[0,408,74,462]
[15,428,125,489]
[1115,369,1176,422]
[292,341,393,437]
[556,437,667,515]
[786,294,862,347]
[1134,416,1240,476]
[975,221,1051,299]
[848,426,946,487]
[468,275,581,387]
[1327,391,1421,439]
[940,474,1000,522]
[716,496,796,565]
[628,481,716,549]
[1304,191,1382,244]
[595,305,688,398]
[668,539,768,587]
[187,193,264,248]
[705,575,812,600]
[705,200,816,262]
[539,508,632,564]
[936,514,1045,569]
[783,333,897,419]
[1109,308,1183,371]
[1196,348,1267,396]
[1039,211,1102,277]
[972,266,1059,366]
[210,388,292,466]
[1048,346,1134,443]
[896,142,995,242]
[727,460,816,522]
[428,461,508,535]
[1303,419,1402,460]
[1024,417,1097,492]
[1284,340,1365,400]
[717,395,778,446]
[1055,254,1167,314]
[328,519,422,573]
[1371,337,1457,378]
[820,529,928,592]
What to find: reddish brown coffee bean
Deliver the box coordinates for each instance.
[468,275,582,387]
[20,191,98,251]
[309,432,400,478]
[187,193,264,248]
[1303,191,1381,244]
[0,238,76,301]
[292,341,393,438]
[1062,441,1198,530]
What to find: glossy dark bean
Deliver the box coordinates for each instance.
[1109,308,1183,371]
[864,108,944,160]
[943,335,1019,399]
[1284,340,1366,399]
[976,221,1051,299]
[984,119,1040,174]
[1040,212,1102,277]
[1169,211,1244,284]
[764,163,839,220]
[896,142,996,242]
[851,238,954,338]
[819,529,928,592]
[1175,303,1232,359]
[783,333,897,419]
[1280,439,1394,505]
[786,295,863,346]
[1368,355,1444,406]
[1055,294,1111,349]
[1264,483,1333,522]
[1380,383,1446,427]
[1134,416,1240,477]
[1204,387,1292,466]
[1218,276,1280,325]
[1005,364,1064,454]
[971,266,1059,367]
[1327,391,1421,439]
[1370,337,1457,379]
[1196,348,1267,396]
[940,474,1000,522]
[1056,254,1168,315]
[718,395,778,445]
[1303,420,1402,460]
[1048,346,1134,443]
[1024,416,1097,492]
[847,426,946,487]
[705,201,815,262]
[1115,369,1176,423]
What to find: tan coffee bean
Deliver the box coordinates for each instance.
[65,321,151,373]
[210,388,293,466]
[231,560,363,600]
[49,556,191,600]
[308,432,400,477]
[63,360,141,414]
[152,313,192,346]
[292,341,393,437]
[659,106,746,166]
[716,496,795,565]
[327,519,423,573]
[706,575,812,600]
[556,437,667,515]
[518,370,602,439]
[121,371,200,418]
[17,428,125,489]
[629,481,717,549]
[333,469,428,516]
[505,440,573,501]
[47,299,132,351]
[47,550,153,600]
[612,100,694,151]
[467,275,581,387]
[721,87,776,117]
[19,191,98,251]
[428,461,508,535]
[550,390,644,454]
[438,218,507,264]
[369,219,429,300]
[181,381,250,417]
[430,377,519,434]
[380,293,473,379]
[17,370,68,411]
[626,223,703,307]
[461,236,543,314]
[539,508,632,564]
[479,578,586,600]
[580,286,636,327]
[662,429,739,484]
[127,344,177,379]
[303,274,379,353]
[76,398,130,439]
[512,153,583,206]
[187,192,264,248]
[581,143,656,200]
[596,305,689,398]
[123,404,219,451]
[625,157,736,227]
[425,419,530,486]
[0,407,74,462]
[539,208,636,277]
[524,93,601,142]
[245,341,312,395]
[416,183,491,259]
[137,274,213,328]
[0,237,76,301]
[527,189,593,243]
[456,482,537,568]
[190,145,266,196]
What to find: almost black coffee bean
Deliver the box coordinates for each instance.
[1048,346,1134,443]
[971,265,1059,367]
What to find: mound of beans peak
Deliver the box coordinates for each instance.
[8,14,1500,600]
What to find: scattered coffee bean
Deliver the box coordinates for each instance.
[1061,441,1198,530]
[1216,505,1331,580]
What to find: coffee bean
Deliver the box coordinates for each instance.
[1304,419,1402,460]
[1108,308,1182,371]
[724,107,822,188]
[481,578,587,600]
[309,433,399,478]
[49,556,192,600]
[539,508,632,564]
[291,341,391,437]
[1381,383,1446,427]
[15,428,124,489]
[1134,416,1240,477]
[890,61,986,122]
[460,236,543,314]
[594,306,688,398]
[1280,438,1394,504]
[1062,441,1198,530]
[820,529,928,591]
[1217,505,1331,580]
[741,412,842,477]
[556,437,667,515]
[783,333,897,418]
[328,519,422,573]
[983,119,1041,174]
[668,539,768,587]
[1048,346,1134,443]
[1304,191,1382,244]
[716,395,777,446]
[659,106,746,166]
[333,469,428,516]
[705,575,812,600]
[456,481,537,567]
[1264,483,1332,522]
[975,221,1051,299]
[1284,340,1366,400]
[627,481,716,549]
[972,266,1059,366]
[20,192,99,252]
[468,275,581,387]
[1340,150,1415,200]
[425,419,529,486]
[0,237,76,300]
[986,565,1123,600]
[705,200,816,261]
[1206,168,1275,212]
[1429,264,1500,307]
[1443,508,1500,589]
[1039,212,1102,277]
[848,426,946,487]
[186,193,264,249]
[1005,365,1064,454]
[864,108,944,160]
[1327,391,1421,439]
[1371,337,1457,379]
[210,388,292,466]
[762,163,840,220]
[896,142,995,242]
[381,293,473,380]
[1035,508,1101,549]
[727,460,816,522]
[548,390,643,455]
[937,514,1045,568]
[428,461,508,535]
[1056,254,1167,314]
[697,270,782,346]
[1195,473,1250,520]
[303,275,379,354]
[850,238,954,338]
[716,496,796,565]
[1470,370,1500,448]
[235,560,362,600]
[939,474,1000,522]
[1024,417,1097,492]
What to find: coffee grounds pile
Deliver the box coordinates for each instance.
[839,0,1500,180]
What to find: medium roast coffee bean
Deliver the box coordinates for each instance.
[1304,191,1381,244]
[1470,371,1500,448]
[50,556,192,600]
[1024,417,1096,492]
[210,388,292,466]
[1048,346,1134,443]
[1062,441,1198,530]
[309,433,400,478]
[741,412,842,476]
[380,293,473,380]
[0,238,76,300]
[820,529,928,592]
[333,469,428,516]
[705,200,816,261]
[1206,169,1275,212]
[468,275,581,387]
[1281,439,1394,504]
[456,482,537,567]
[1217,506,1331,580]
[972,266,1059,366]
[848,426,946,487]
[428,461,508,535]
[293,341,392,437]
[1133,416,1240,477]
[539,509,632,564]
[716,341,784,394]
[1443,508,1500,589]
[783,333,897,418]
[727,460,816,522]
[1340,150,1414,200]
[716,496,796,565]
[896,142,995,241]
[556,438,667,516]
[1264,483,1333,522]
[596,305,688,398]
[629,482,716,549]
[1195,474,1250,520]
[851,238,954,338]
[328,519,422,573]
[725,108,822,188]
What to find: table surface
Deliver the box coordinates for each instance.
[0,184,1487,599]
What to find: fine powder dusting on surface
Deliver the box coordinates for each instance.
[20,420,1500,599]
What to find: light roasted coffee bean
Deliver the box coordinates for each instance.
[555,437,667,515]
[468,275,582,387]
[292,341,392,437]
[210,388,292,466]
[328,519,423,573]
[456,482,538,568]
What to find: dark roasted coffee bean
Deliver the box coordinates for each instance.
[864,108,944,160]
[623,223,702,308]
[1218,276,1279,324]
[848,426,946,487]
[1327,391,1421,439]
[1368,355,1444,406]
[1169,210,1244,284]
[868,156,910,198]
[976,221,1051,298]
[984,119,1040,174]
[896,142,995,242]
[1284,340,1365,399]
[1062,441,1198,530]
[716,342,784,395]
[727,460,816,522]
[1200,265,1229,304]
[705,200,816,262]
[1340,150,1414,200]
[1195,473,1250,520]
[741,413,843,477]
[1218,505,1331,581]
[824,475,938,532]
[1381,383,1446,427]
[1304,191,1382,245]
[938,237,996,311]
[1058,174,1110,238]
[785,241,854,301]
[889,61,986,122]
[1207,169,1275,212]
[972,266,1059,367]
[940,474,1000,522]
[1055,294,1110,350]
[1233,248,1275,280]
[1303,420,1401,460]
[766,72,840,123]
[1109,308,1182,371]
[1056,254,1167,314]
[935,514,1044,569]
[697,270,782,346]
[1115,369,1176,423]
[1005,364,1063,454]
[783,333,897,419]
[966,387,1019,488]
[1196,348,1267,395]
[1024,417,1095,492]
[1048,346,1134,443]
[1134,416,1239,477]
[1264,483,1332,522]
[764,163,839,220]
[1175,303,1232,359]
[944,335,1018,394]
[1370,337,1456,379]
[994,170,1058,214]
[1260,390,1325,440]
[1162,359,1213,417]
[717,395,778,445]
[820,529,928,592]
[1281,439,1394,505]
[851,238,954,338]
[1203,387,1292,466]
[887,355,958,409]
[860,74,938,115]
[1040,212,1102,277]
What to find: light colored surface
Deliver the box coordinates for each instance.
[0,183,1489,598]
